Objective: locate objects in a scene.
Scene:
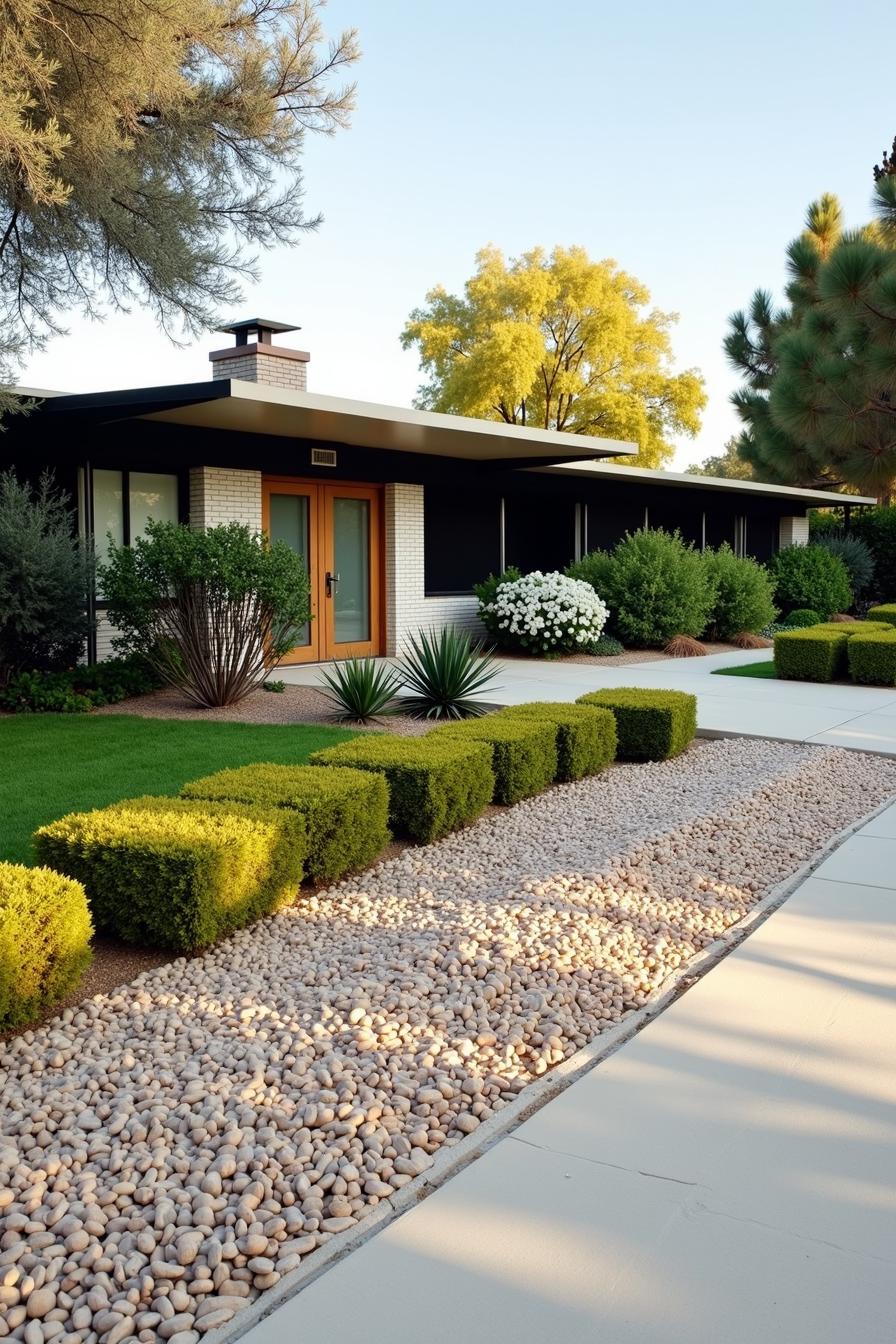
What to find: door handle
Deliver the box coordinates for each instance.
[326,571,340,597]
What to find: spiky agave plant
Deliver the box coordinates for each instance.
[398,626,500,719]
[318,657,402,723]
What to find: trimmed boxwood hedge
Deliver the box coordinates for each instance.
[431,717,558,805]
[497,702,617,781]
[848,630,896,685]
[810,621,891,635]
[866,604,896,628]
[0,863,93,1032]
[575,688,697,761]
[34,796,308,952]
[309,736,494,843]
[182,763,389,884]
[773,628,849,682]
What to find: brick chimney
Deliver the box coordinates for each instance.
[209,318,309,391]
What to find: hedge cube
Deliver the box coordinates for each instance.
[810,621,891,636]
[182,763,389,883]
[496,702,617,781]
[34,796,307,952]
[0,863,93,1032]
[866,604,896,627]
[773,628,849,682]
[848,630,896,685]
[575,688,696,761]
[431,717,557,804]
[308,736,493,843]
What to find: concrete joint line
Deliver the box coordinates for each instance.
[219,791,896,1344]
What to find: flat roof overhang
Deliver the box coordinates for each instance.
[35,379,637,465]
[533,460,877,507]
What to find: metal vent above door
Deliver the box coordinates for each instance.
[311,448,337,468]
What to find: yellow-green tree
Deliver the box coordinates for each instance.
[0,0,359,411]
[401,245,706,467]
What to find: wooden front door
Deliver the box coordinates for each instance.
[262,478,383,664]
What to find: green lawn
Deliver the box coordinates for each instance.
[712,661,777,680]
[1,715,358,865]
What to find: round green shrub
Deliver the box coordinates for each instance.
[768,545,852,620]
[566,550,615,595]
[587,634,625,656]
[701,544,777,639]
[785,608,822,627]
[578,529,715,647]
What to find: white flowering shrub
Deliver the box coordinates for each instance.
[479,570,609,656]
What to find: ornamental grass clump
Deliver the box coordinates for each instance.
[816,532,875,599]
[477,570,609,656]
[318,657,402,723]
[398,626,500,718]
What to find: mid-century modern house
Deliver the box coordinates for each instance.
[5,319,873,665]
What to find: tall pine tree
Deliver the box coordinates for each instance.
[726,163,896,504]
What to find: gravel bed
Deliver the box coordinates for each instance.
[1,739,893,1343]
[93,684,433,735]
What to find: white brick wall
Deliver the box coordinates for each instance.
[384,482,484,654]
[779,516,810,548]
[211,349,308,391]
[94,613,118,661]
[189,467,262,531]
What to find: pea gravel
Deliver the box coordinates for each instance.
[1,738,893,1344]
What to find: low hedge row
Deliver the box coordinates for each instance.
[182,763,389,884]
[35,796,308,952]
[867,604,896,627]
[848,630,896,685]
[309,735,495,842]
[15,688,695,1024]
[774,627,850,682]
[430,717,558,804]
[575,688,697,761]
[0,863,93,1032]
[496,702,617,781]
[774,621,894,683]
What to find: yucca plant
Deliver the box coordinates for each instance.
[398,626,500,720]
[318,657,402,723]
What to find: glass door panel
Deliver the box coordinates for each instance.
[269,492,312,649]
[322,485,380,660]
[332,497,371,643]
[263,482,319,661]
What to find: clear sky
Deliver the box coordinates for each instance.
[19,0,896,468]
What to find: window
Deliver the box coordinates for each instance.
[80,467,180,593]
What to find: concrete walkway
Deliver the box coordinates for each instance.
[281,649,896,754]
[242,804,896,1344]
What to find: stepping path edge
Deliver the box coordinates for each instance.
[215,787,896,1344]
[694,724,896,758]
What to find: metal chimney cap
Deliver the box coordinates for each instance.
[217,318,301,346]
